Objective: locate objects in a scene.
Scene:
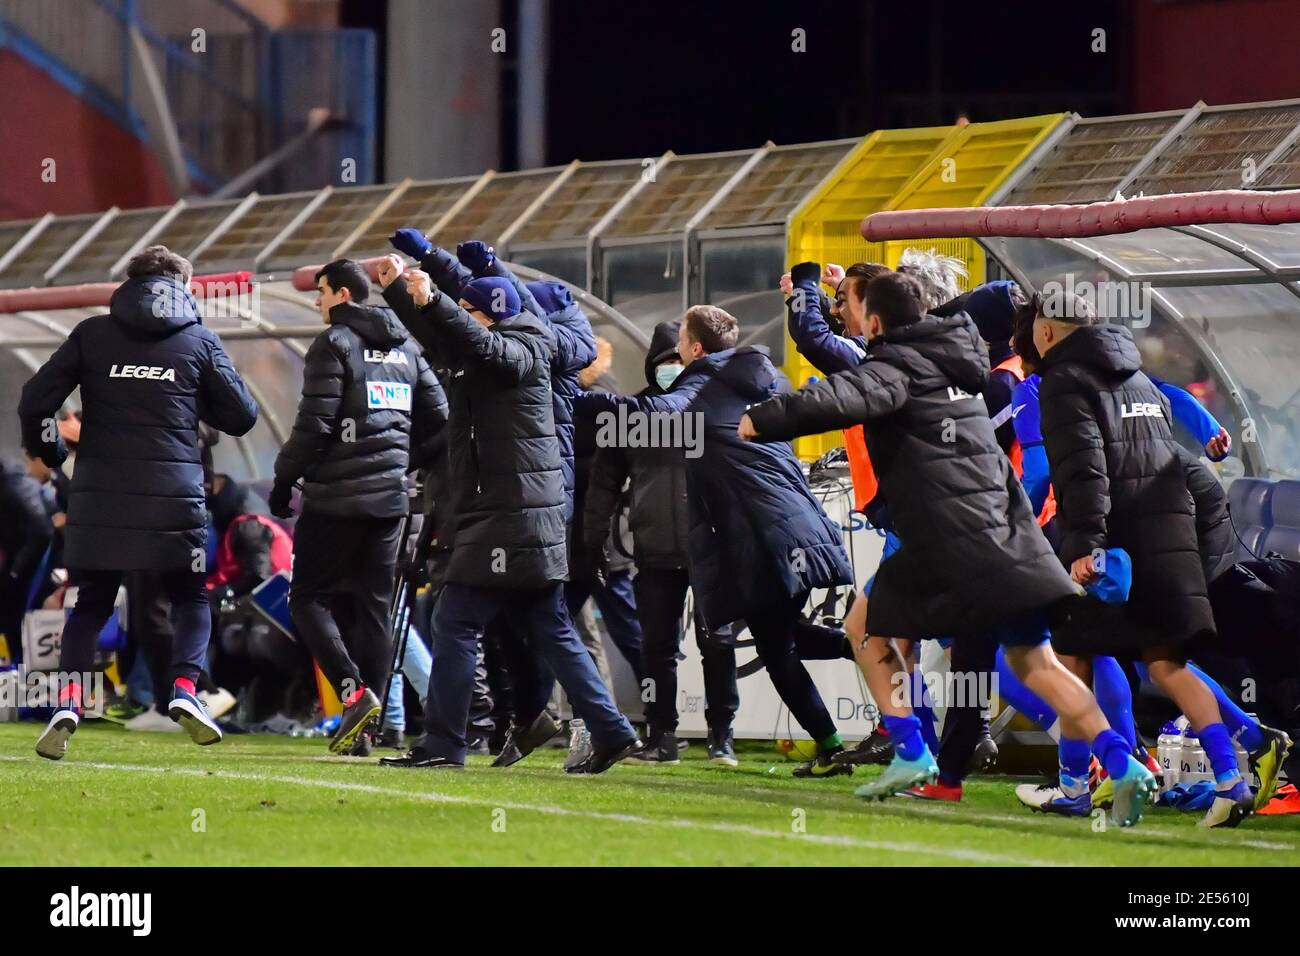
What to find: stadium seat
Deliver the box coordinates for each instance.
[1268,479,1300,530]
[1235,525,1267,562]
[1227,477,1275,528]
[1260,525,1300,562]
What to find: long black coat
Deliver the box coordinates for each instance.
[383,278,567,589]
[578,345,851,629]
[18,276,258,571]
[584,321,690,570]
[273,303,446,519]
[747,313,1077,640]
[1037,324,1216,649]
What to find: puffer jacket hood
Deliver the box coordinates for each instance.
[874,312,989,394]
[699,346,778,402]
[1041,323,1142,378]
[329,302,408,349]
[525,280,574,318]
[109,275,201,336]
[644,320,681,390]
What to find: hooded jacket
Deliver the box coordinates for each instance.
[746,312,1078,640]
[18,275,259,571]
[274,302,447,519]
[383,278,568,589]
[1037,324,1215,648]
[584,321,691,569]
[577,345,851,628]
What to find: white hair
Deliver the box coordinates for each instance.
[897,247,967,310]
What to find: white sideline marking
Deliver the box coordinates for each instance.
[0,755,1050,866]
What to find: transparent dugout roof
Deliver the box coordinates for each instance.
[600,150,756,239]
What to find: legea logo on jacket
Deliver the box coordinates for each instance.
[109,364,176,381]
[1120,402,1165,420]
[366,381,412,411]
[947,386,980,402]
[363,348,409,366]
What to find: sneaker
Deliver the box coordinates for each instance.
[564,719,593,771]
[832,727,893,766]
[36,709,79,761]
[1109,754,1158,828]
[168,687,223,746]
[374,726,406,750]
[626,732,680,765]
[1091,774,1115,809]
[1201,779,1255,829]
[568,736,643,775]
[854,749,937,800]
[1016,780,1090,816]
[707,728,738,767]
[379,749,465,770]
[197,687,237,720]
[350,731,374,757]
[966,735,999,774]
[124,707,182,733]
[904,780,962,801]
[1248,725,1293,809]
[329,687,381,755]
[492,712,563,768]
[467,735,491,757]
[794,745,854,779]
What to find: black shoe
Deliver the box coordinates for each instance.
[966,735,999,775]
[374,727,405,750]
[329,687,382,755]
[491,712,564,767]
[707,728,738,767]
[467,735,491,757]
[569,736,643,775]
[833,727,894,766]
[793,746,854,778]
[626,732,680,765]
[350,731,374,757]
[379,750,465,769]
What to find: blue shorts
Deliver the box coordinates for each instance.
[989,611,1051,648]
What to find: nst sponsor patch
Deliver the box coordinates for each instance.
[366,381,412,411]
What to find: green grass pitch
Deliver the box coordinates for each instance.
[0,723,1295,866]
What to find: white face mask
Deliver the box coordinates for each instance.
[655,362,684,390]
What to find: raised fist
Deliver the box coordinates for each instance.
[375,254,404,290]
[405,269,434,307]
[457,240,495,273]
[390,227,433,260]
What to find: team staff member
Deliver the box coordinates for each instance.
[584,320,741,766]
[374,257,639,773]
[271,259,447,756]
[21,245,259,759]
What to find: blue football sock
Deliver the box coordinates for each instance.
[1197,722,1243,788]
[1091,728,1132,781]
[882,714,926,761]
[1092,656,1136,751]
[1187,662,1263,751]
[995,647,1057,729]
[1059,737,1092,795]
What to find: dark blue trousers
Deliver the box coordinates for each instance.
[420,582,633,763]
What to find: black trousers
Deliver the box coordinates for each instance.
[64,567,209,695]
[632,567,738,735]
[288,512,403,699]
[935,630,997,786]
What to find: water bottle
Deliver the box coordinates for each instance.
[1157,721,1182,792]
[1179,725,1214,787]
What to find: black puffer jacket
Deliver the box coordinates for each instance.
[747,312,1078,639]
[584,321,690,569]
[1177,445,1235,586]
[0,459,53,588]
[274,302,447,519]
[1037,323,1215,646]
[383,278,567,589]
[19,276,258,571]
[578,345,851,628]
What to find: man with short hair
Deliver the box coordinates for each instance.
[576,304,856,777]
[271,258,447,756]
[740,272,1158,824]
[1033,290,1262,827]
[374,257,639,773]
[20,245,259,759]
